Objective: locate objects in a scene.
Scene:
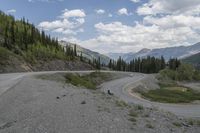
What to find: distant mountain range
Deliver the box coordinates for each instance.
[108,42,200,62]
[59,41,111,64]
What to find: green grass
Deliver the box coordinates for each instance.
[135,105,144,110]
[115,100,128,107]
[173,122,182,127]
[146,123,154,129]
[65,73,96,89]
[141,86,200,103]
[65,72,113,89]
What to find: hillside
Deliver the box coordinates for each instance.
[108,42,200,62]
[0,11,93,73]
[182,52,200,68]
[60,41,111,65]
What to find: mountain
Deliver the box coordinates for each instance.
[107,53,122,60]
[59,41,111,65]
[182,52,200,68]
[108,42,200,62]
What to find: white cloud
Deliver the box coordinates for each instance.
[38,9,85,36]
[137,0,200,15]
[7,9,16,14]
[130,0,140,3]
[118,8,129,16]
[76,0,200,53]
[38,0,200,54]
[95,9,105,15]
[143,15,200,29]
[60,9,86,18]
[77,20,200,53]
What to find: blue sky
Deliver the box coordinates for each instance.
[1,0,200,54]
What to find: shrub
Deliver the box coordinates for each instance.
[177,63,194,81]
[159,68,178,80]
[159,63,199,81]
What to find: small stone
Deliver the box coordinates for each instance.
[81,101,86,104]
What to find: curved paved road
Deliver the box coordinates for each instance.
[101,73,200,118]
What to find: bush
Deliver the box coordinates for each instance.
[159,68,178,80]
[193,70,200,81]
[159,63,199,81]
[177,64,194,81]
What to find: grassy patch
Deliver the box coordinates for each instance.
[135,105,144,110]
[146,123,154,129]
[65,73,96,89]
[115,100,128,108]
[65,72,113,89]
[140,86,200,103]
[173,122,182,127]
[36,73,66,83]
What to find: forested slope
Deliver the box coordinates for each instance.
[0,11,93,73]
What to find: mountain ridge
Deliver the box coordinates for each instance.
[59,41,111,65]
[108,42,200,62]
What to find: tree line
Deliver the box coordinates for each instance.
[108,56,181,74]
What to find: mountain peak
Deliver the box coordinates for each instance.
[137,48,151,54]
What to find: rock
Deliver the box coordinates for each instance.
[81,100,86,104]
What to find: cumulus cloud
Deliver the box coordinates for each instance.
[77,0,200,53]
[143,15,200,29]
[77,19,200,53]
[95,9,105,15]
[137,0,200,15]
[38,9,85,36]
[60,9,86,18]
[37,0,200,54]
[118,8,129,16]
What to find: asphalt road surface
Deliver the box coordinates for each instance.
[101,73,200,118]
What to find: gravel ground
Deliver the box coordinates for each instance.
[0,73,199,133]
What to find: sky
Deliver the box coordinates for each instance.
[1,0,200,54]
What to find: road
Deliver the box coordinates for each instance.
[100,73,200,118]
[1,71,200,119]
